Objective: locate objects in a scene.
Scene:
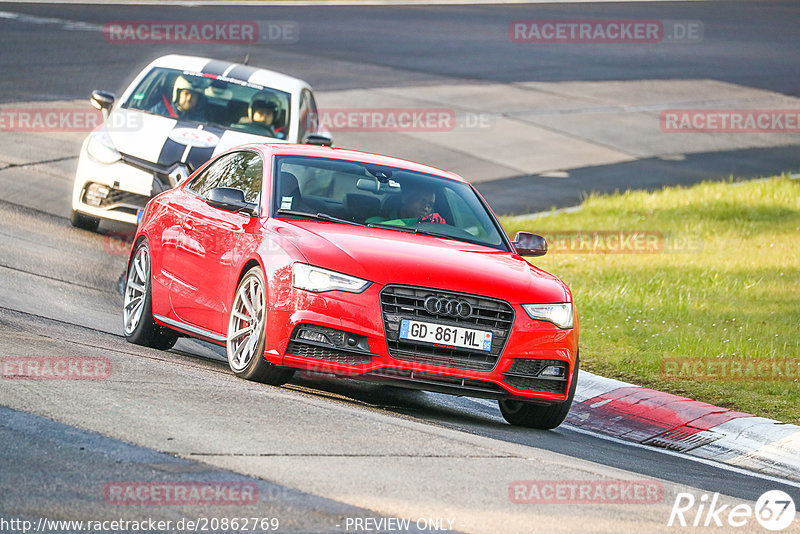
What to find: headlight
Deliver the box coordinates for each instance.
[86,129,121,164]
[522,303,573,329]
[292,263,371,293]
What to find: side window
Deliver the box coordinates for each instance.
[444,188,487,239]
[186,153,237,198]
[186,152,262,204]
[123,68,168,112]
[217,152,263,204]
[297,89,318,142]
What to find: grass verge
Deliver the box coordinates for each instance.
[501,175,800,423]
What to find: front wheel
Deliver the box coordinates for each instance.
[226,266,294,385]
[499,352,580,429]
[123,240,178,350]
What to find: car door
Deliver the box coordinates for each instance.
[159,159,221,324]
[171,150,264,335]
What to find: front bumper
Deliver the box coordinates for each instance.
[71,147,185,225]
[269,283,578,404]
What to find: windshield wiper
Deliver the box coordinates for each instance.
[276,209,363,226]
[370,223,492,247]
[412,227,498,248]
[366,222,418,234]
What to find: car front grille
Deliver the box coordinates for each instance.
[380,285,515,371]
[98,189,149,209]
[81,183,150,215]
[502,358,569,394]
[120,153,189,190]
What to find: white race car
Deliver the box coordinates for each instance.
[71,54,331,230]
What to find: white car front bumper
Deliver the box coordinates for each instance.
[71,141,162,225]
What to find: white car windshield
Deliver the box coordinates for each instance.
[122,67,291,139]
[273,156,509,250]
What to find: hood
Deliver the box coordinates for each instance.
[106,108,288,171]
[272,220,571,304]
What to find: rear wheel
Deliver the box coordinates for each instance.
[123,241,178,350]
[70,209,100,232]
[499,353,580,429]
[227,266,294,385]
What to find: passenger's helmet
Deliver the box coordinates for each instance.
[249,98,278,121]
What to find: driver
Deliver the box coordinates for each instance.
[149,76,205,121]
[367,183,445,226]
[399,184,445,223]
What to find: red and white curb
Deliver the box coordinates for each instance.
[568,370,800,482]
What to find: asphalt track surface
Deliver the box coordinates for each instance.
[1,2,799,533]
[2,1,800,212]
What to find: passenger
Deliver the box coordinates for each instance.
[240,99,285,139]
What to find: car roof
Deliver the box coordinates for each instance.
[244,144,469,184]
[148,54,310,94]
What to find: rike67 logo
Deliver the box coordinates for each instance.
[668,490,796,531]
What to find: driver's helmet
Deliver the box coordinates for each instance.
[172,76,202,102]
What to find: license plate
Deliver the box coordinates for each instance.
[399,319,492,351]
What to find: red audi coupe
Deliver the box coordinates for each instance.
[123,144,579,428]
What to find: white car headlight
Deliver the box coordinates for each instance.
[292,263,371,293]
[86,129,121,164]
[522,303,573,329]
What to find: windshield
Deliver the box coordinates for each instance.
[122,67,291,139]
[272,156,508,250]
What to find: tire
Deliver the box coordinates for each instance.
[123,240,178,350]
[226,266,294,385]
[499,352,580,430]
[70,209,100,232]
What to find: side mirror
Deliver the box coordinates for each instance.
[206,187,258,216]
[304,134,333,146]
[91,90,116,119]
[513,231,547,257]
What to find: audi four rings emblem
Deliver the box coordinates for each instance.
[424,295,472,318]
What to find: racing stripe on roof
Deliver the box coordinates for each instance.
[226,64,260,82]
[201,59,235,77]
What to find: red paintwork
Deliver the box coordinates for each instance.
[134,143,579,403]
